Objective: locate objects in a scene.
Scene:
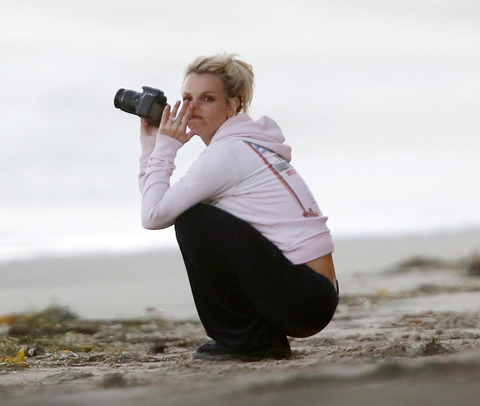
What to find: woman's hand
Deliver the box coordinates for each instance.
[158,100,195,144]
[140,100,195,144]
[140,119,159,137]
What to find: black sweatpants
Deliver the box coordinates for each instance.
[175,204,339,351]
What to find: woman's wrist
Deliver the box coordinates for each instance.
[151,133,184,157]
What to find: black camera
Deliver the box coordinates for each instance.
[114,86,167,126]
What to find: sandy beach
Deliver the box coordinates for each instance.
[1,228,480,405]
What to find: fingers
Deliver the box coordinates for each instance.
[160,104,172,126]
[178,100,193,126]
[169,100,181,121]
[168,100,191,125]
[169,101,192,129]
[158,100,194,143]
[140,118,159,137]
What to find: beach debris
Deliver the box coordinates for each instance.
[100,372,129,388]
[3,305,79,337]
[59,349,80,359]
[0,314,22,325]
[416,337,451,357]
[468,254,480,276]
[375,288,389,297]
[393,253,480,276]
[1,346,27,366]
[150,342,168,354]
[0,305,205,370]
[0,314,22,336]
[393,255,468,273]
[396,256,448,269]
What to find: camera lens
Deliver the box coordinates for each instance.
[114,89,140,114]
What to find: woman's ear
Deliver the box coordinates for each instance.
[228,97,241,118]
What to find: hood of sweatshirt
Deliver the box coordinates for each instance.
[211,113,292,162]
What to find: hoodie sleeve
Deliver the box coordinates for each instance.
[138,133,159,189]
[139,137,240,230]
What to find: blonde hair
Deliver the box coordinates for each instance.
[184,53,254,113]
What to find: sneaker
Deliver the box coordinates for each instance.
[193,337,292,361]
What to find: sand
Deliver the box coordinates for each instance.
[1,228,480,405]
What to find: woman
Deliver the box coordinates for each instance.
[138,53,338,361]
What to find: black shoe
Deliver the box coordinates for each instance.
[193,337,292,361]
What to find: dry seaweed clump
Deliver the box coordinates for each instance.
[468,254,480,276]
[1,306,94,369]
[0,305,203,370]
[392,253,480,277]
[393,256,462,272]
[4,305,79,337]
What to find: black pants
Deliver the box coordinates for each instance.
[175,204,339,351]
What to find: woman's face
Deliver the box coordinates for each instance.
[182,73,238,145]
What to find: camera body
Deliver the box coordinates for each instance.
[114,86,167,126]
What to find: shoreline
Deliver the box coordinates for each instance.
[1,228,480,320]
[3,225,480,266]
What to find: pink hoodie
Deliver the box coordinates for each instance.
[139,114,334,264]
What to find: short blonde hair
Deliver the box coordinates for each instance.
[184,53,254,113]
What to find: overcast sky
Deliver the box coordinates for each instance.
[1,0,479,239]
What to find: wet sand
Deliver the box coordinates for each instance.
[1,229,480,405]
[1,227,480,319]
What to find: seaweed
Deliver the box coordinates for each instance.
[468,254,480,276]
[0,305,203,369]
